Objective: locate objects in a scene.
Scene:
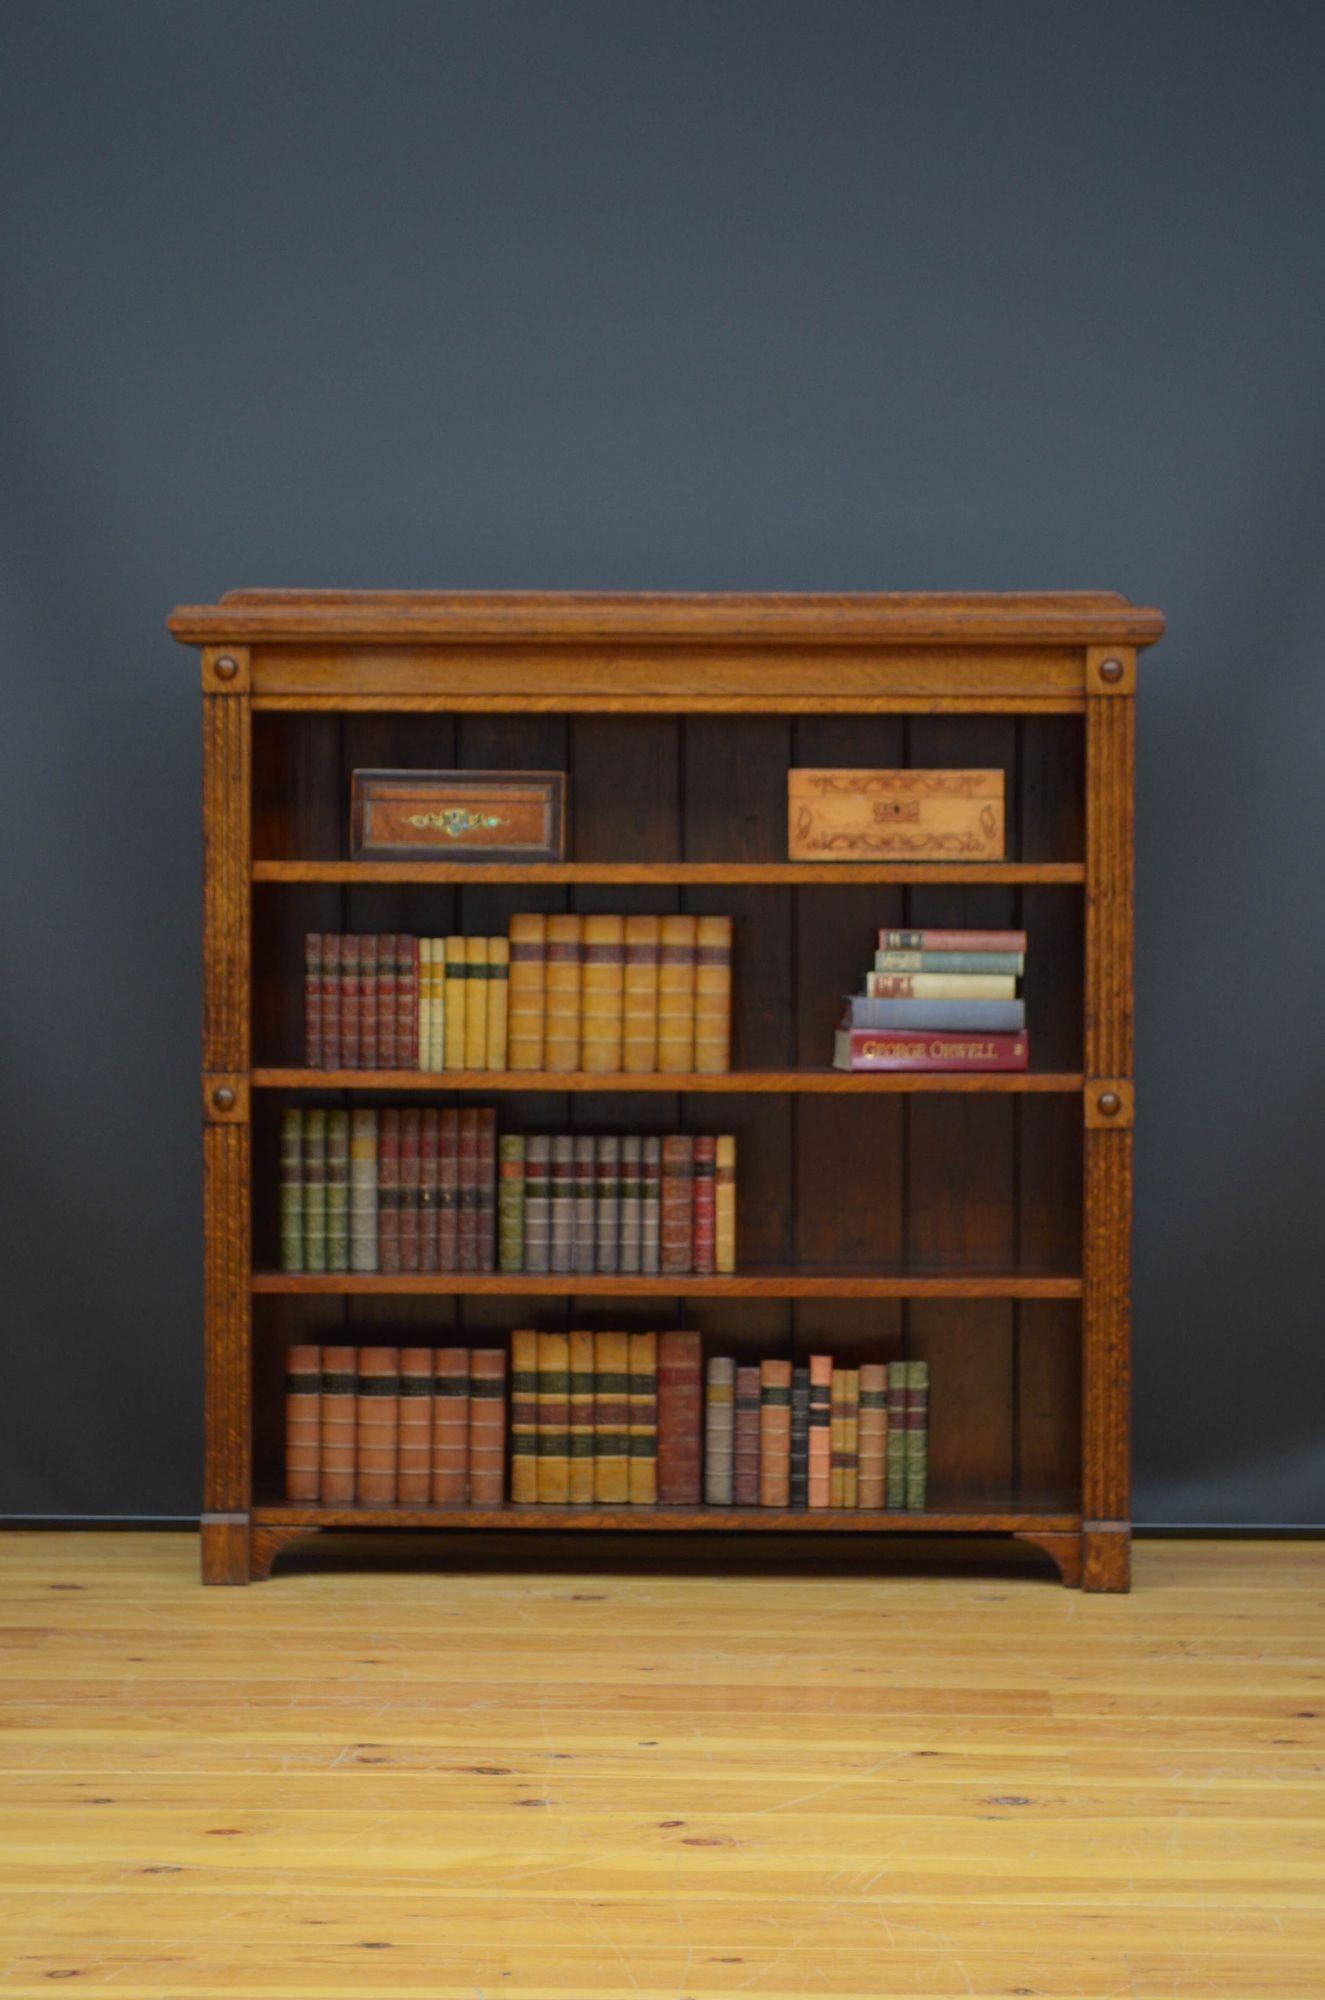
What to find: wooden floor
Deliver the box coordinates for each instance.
[0,1534,1322,1996]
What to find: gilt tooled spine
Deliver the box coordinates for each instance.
[658,1330,702,1505]
[569,1328,596,1505]
[640,1135,662,1275]
[622,914,660,1073]
[807,1354,832,1509]
[593,1330,631,1505]
[657,915,697,1073]
[396,1346,433,1504]
[905,1360,929,1511]
[595,1135,620,1275]
[498,1134,526,1274]
[437,1108,459,1272]
[304,934,323,1069]
[377,933,397,1069]
[284,1343,321,1502]
[485,936,509,1070]
[789,1365,810,1508]
[321,933,341,1069]
[302,1109,327,1274]
[508,1330,539,1504]
[572,1133,596,1275]
[543,914,582,1071]
[690,1135,716,1276]
[581,914,625,1073]
[549,1134,574,1274]
[660,1135,694,1275]
[464,936,489,1071]
[279,1108,303,1273]
[358,934,379,1069]
[693,915,732,1074]
[507,913,546,1070]
[618,1134,642,1275]
[456,1109,479,1274]
[628,1331,658,1506]
[857,1363,887,1509]
[476,1109,497,1272]
[886,1361,908,1508]
[356,1346,399,1506]
[714,1134,736,1275]
[759,1359,791,1508]
[418,1109,440,1273]
[537,1330,571,1504]
[431,1345,469,1504]
[339,935,360,1068]
[348,1109,378,1272]
[319,1344,357,1504]
[325,1109,349,1273]
[376,1109,400,1276]
[467,1348,507,1505]
[704,1355,735,1505]
[523,1133,551,1275]
[443,936,467,1071]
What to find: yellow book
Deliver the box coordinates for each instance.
[443,936,467,1071]
[627,1330,657,1505]
[657,914,696,1072]
[537,1330,570,1503]
[568,1329,595,1504]
[694,915,732,1073]
[509,1329,539,1504]
[507,913,545,1070]
[416,939,432,1072]
[715,1134,736,1274]
[428,940,446,1071]
[543,913,582,1071]
[581,913,624,1072]
[485,936,509,1069]
[593,1330,630,1504]
[464,936,489,1070]
[622,914,660,1073]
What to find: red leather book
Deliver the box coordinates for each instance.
[378,1110,401,1274]
[339,936,361,1068]
[398,1107,421,1273]
[377,933,397,1068]
[431,1346,469,1503]
[690,1135,716,1276]
[284,1343,321,1501]
[303,935,323,1069]
[476,1109,497,1272]
[468,1348,507,1503]
[398,935,418,1068]
[319,1344,357,1503]
[657,1330,702,1504]
[438,1108,460,1271]
[322,933,342,1069]
[356,1346,399,1505]
[457,1109,479,1273]
[807,1354,832,1508]
[418,1109,440,1272]
[660,1135,694,1275]
[834,1026,1028,1072]
[732,1363,761,1507]
[758,1359,792,1507]
[877,927,1027,952]
[397,1346,432,1503]
[359,934,379,1069]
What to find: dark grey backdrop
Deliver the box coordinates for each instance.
[3,0,1322,1524]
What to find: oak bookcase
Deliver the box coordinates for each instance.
[169,590,1164,1588]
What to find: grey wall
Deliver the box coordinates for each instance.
[2,0,1322,1524]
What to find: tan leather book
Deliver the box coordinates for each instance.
[507,914,546,1070]
[857,1363,887,1509]
[807,1354,832,1508]
[628,1331,658,1505]
[284,1344,320,1502]
[319,1344,357,1504]
[694,915,732,1073]
[356,1346,399,1506]
[463,936,489,1070]
[622,914,660,1072]
[430,1346,469,1503]
[715,1134,736,1274]
[758,1358,792,1508]
[537,1330,571,1503]
[593,1331,630,1504]
[543,913,582,1070]
[396,1347,432,1503]
[468,1348,507,1504]
[443,936,467,1070]
[509,1330,539,1503]
[581,913,625,1072]
[569,1329,596,1504]
[485,936,509,1069]
[657,914,697,1072]
[841,1368,860,1509]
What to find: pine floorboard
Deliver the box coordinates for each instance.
[0,1531,1321,1996]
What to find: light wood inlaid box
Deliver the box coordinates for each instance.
[788,767,1004,861]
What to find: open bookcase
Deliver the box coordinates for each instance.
[170,590,1163,1587]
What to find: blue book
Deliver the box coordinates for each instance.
[845,996,1026,1032]
[873,950,1024,975]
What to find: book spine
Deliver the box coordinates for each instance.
[468,1348,507,1504]
[874,949,1024,974]
[640,1135,662,1274]
[595,1135,620,1275]
[304,934,323,1069]
[417,938,432,1070]
[279,1108,303,1272]
[618,1133,642,1274]
[550,1134,574,1273]
[905,1360,929,1510]
[703,1355,735,1504]
[523,1133,551,1274]
[321,933,341,1069]
[284,1342,321,1502]
[399,935,419,1069]
[507,913,546,1070]
[690,1135,716,1276]
[886,1362,908,1507]
[418,1109,440,1272]
[498,1134,525,1273]
[581,913,625,1072]
[476,1109,497,1272]
[622,914,660,1073]
[537,1330,571,1503]
[443,936,467,1069]
[319,1344,357,1503]
[396,1346,432,1503]
[508,1330,539,1504]
[714,1135,736,1275]
[841,1367,859,1508]
[356,1346,398,1506]
[593,1331,630,1504]
[325,1109,349,1272]
[377,1108,400,1275]
[455,1109,477,1272]
[377,933,397,1069]
[340,935,360,1067]
[660,1135,694,1275]
[569,1329,596,1504]
[349,1109,378,1272]
[879,928,1027,953]
[658,1330,702,1505]
[807,1355,832,1508]
[864,971,1018,1000]
[438,1108,459,1271]
[572,1133,596,1276]
[732,1365,761,1507]
[628,1331,658,1505]
[857,1363,887,1509]
[543,914,582,1070]
[789,1365,810,1508]
[359,934,379,1068]
[835,1028,1029,1072]
[759,1359,792,1507]
[431,1345,469,1504]
[302,1108,327,1273]
[464,936,489,1070]
[429,939,447,1071]
[486,936,509,1069]
[846,998,1025,1032]
[397,1107,420,1273]
[829,1367,845,1508]
[657,914,697,1072]
[693,915,732,1074]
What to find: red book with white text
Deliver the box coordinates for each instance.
[876,928,1027,952]
[834,1024,1028,1071]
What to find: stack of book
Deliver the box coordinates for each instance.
[279,1108,497,1273]
[496,1133,736,1276]
[284,1344,507,1504]
[303,933,510,1071]
[834,928,1028,1071]
[509,1329,703,1504]
[509,913,732,1072]
[705,1355,928,1509]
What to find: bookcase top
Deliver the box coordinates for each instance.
[168,590,1165,648]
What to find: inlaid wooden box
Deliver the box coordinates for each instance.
[350,768,565,862]
[788,768,1004,861]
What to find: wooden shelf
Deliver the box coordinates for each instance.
[252,1066,1083,1095]
[253,1498,1081,1534]
[252,1268,1082,1298]
[253,859,1084,885]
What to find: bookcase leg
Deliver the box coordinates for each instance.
[250,1526,320,1581]
[201,1513,251,1585]
[1013,1530,1082,1588]
[1083,1525,1131,1593]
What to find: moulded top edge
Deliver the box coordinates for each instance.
[167,589,1166,648]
